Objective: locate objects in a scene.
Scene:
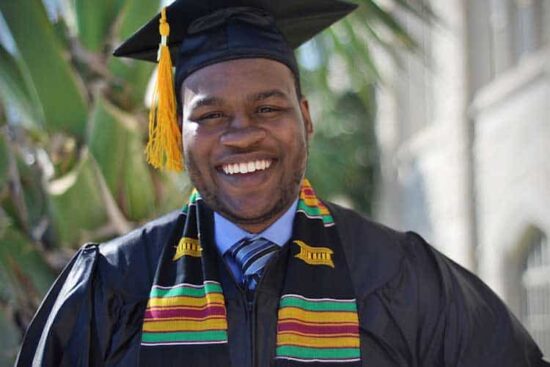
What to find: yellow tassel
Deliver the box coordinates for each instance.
[145,7,184,171]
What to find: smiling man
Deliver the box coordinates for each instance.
[16,1,549,367]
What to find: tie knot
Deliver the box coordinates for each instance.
[230,237,279,288]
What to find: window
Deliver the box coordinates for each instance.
[521,230,550,356]
[488,0,547,78]
[511,0,547,61]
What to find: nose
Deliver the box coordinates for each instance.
[220,114,266,149]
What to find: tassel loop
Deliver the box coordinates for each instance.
[159,8,170,38]
[146,7,184,171]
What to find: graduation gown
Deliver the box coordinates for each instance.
[16,202,549,366]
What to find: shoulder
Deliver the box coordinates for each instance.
[98,209,183,260]
[325,202,432,296]
[94,210,185,298]
[326,203,546,365]
[326,201,482,299]
[325,202,491,308]
[16,211,184,366]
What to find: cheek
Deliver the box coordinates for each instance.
[287,123,308,150]
[182,123,205,160]
[182,122,198,144]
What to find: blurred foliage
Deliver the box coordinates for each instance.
[0,0,430,364]
[306,90,378,213]
[301,0,432,213]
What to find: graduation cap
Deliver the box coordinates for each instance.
[113,0,357,171]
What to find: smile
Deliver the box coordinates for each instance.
[221,159,273,175]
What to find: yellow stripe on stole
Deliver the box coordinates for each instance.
[143,318,228,332]
[277,320,358,327]
[277,333,360,348]
[146,304,215,312]
[278,307,359,324]
[147,294,225,308]
[302,197,318,206]
[275,330,358,339]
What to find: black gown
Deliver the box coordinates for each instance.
[15,203,549,366]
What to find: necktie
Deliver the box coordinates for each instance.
[229,237,280,290]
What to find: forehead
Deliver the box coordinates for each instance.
[182,58,295,96]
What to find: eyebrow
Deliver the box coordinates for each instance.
[249,89,288,102]
[189,96,224,110]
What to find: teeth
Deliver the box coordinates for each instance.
[222,160,273,175]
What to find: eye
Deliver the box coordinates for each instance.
[257,106,279,114]
[198,112,225,122]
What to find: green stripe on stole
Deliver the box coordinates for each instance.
[279,296,357,312]
[149,282,223,298]
[276,346,361,359]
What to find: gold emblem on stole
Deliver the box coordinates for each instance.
[293,240,335,268]
[173,237,202,261]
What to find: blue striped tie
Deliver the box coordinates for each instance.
[230,237,280,290]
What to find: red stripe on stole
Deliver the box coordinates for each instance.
[302,187,315,196]
[277,321,359,335]
[145,305,226,319]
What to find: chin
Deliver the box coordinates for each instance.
[223,203,278,224]
[217,196,288,227]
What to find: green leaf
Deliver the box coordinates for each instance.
[0,132,9,190]
[0,304,21,366]
[87,95,155,221]
[360,1,418,50]
[121,129,156,220]
[87,96,127,194]
[47,151,110,247]
[391,0,436,22]
[0,44,44,127]
[0,139,48,233]
[0,0,88,138]
[0,225,56,302]
[107,0,160,110]
[115,0,160,41]
[0,224,56,363]
[108,58,155,111]
[74,0,118,52]
[155,172,191,214]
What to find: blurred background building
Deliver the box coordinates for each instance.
[375,0,550,356]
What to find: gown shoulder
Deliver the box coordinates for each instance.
[326,201,548,366]
[15,210,184,367]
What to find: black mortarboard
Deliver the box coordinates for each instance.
[112,0,357,171]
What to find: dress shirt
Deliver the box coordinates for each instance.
[214,199,298,282]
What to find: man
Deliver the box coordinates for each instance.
[16,1,549,366]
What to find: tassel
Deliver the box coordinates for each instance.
[145,7,184,171]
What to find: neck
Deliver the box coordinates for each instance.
[238,216,281,234]
[228,199,298,234]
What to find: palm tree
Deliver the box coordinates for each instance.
[0,0,431,363]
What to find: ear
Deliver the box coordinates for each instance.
[177,112,183,132]
[299,97,314,140]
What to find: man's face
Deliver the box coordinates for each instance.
[181,58,313,233]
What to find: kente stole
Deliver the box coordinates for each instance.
[139,180,362,366]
